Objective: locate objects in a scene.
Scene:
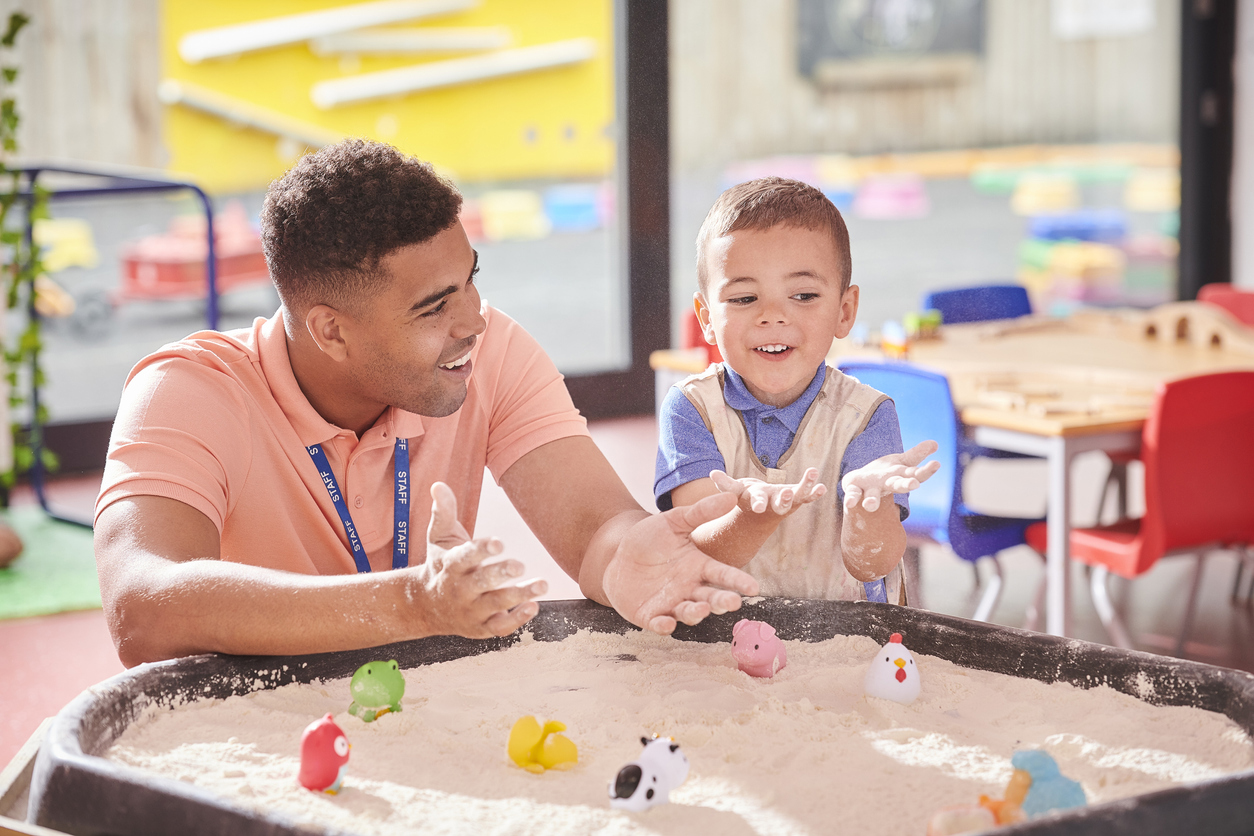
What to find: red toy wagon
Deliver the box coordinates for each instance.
[117,202,270,303]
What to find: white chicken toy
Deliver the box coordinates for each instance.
[863,632,921,704]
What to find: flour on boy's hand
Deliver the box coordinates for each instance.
[709,467,826,518]
[842,439,941,512]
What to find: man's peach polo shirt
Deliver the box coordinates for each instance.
[95,305,590,575]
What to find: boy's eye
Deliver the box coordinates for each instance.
[792,292,819,302]
[727,295,756,305]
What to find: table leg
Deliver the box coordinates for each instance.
[1045,435,1074,637]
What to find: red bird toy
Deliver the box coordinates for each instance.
[298,713,351,794]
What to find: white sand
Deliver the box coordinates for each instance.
[107,629,1254,835]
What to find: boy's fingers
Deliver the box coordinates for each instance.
[709,470,743,495]
[886,476,920,493]
[844,484,863,511]
[798,479,827,503]
[914,460,942,482]
[860,485,882,512]
[746,484,769,513]
[772,489,794,514]
[899,439,940,467]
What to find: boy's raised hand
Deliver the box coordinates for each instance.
[709,467,826,516]
[842,440,941,513]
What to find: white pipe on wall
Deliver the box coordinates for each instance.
[179,0,477,64]
[310,26,511,55]
[158,79,343,149]
[311,38,596,108]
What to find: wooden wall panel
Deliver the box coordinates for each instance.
[2,0,161,168]
[672,0,1181,172]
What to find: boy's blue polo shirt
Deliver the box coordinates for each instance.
[654,363,909,519]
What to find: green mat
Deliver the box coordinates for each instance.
[0,506,98,620]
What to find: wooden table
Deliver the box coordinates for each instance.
[652,302,1254,637]
[828,302,1254,637]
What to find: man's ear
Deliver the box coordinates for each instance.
[834,284,860,340]
[305,304,350,362]
[694,292,717,345]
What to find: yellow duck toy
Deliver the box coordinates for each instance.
[508,716,578,773]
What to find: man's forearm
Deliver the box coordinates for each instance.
[106,552,425,666]
[577,508,649,606]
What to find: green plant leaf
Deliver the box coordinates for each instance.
[1,13,29,49]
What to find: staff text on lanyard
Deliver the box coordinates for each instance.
[307,437,409,573]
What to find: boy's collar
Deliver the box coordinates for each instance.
[722,362,827,430]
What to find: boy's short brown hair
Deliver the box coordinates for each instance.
[695,176,852,294]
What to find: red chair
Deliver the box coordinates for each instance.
[1198,283,1254,327]
[1026,371,1254,654]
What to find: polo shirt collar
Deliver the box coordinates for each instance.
[723,362,827,434]
[257,311,427,447]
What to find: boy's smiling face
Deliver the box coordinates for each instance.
[696,223,858,408]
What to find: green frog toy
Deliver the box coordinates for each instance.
[348,659,405,722]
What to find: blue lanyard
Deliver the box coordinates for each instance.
[307,437,409,573]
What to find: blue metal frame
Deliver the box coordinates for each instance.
[14,164,218,529]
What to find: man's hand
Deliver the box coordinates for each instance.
[603,491,760,635]
[710,467,826,516]
[412,482,546,639]
[842,440,941,513]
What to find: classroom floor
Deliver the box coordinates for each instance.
[3,415,1254,772]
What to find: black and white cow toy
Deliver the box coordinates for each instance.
[608,734,690,812]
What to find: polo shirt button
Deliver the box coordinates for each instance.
[763,416,773,423]
[354,496,364,508]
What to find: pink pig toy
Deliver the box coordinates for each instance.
[731,619,787,678]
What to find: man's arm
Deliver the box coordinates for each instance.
[498,436,758,634]
[96,491,540,667]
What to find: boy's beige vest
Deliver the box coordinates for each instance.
[680,364,905,603]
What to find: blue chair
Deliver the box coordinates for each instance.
[923,282,1129,529]
[921,284,1032,325]
[838,360,1044,621]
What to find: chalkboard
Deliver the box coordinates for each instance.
[798,0,985,77]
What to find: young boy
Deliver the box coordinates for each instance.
[655,177,939,604]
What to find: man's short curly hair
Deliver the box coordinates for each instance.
[262,139,463,313]
[695,177,851,295]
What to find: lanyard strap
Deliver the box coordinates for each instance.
[307,437,409,574]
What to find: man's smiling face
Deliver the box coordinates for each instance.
[345,221,487,419]
[696,223,858,408]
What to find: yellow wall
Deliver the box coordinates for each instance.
[162,0,614,193]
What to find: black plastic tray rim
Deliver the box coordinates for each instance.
[29,598,1254,836]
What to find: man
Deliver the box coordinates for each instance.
[94,140,756,667]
